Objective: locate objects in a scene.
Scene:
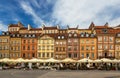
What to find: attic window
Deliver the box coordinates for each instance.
[58,36,60,39]
[81,34,84,37]
[29,35,31,37]
[32,34,35,37]
[25,35,27,37]
[69,34,72,37]
[17,34,19,37]
[91,34,94,37]
[13,34,15,37]
[62,36,64,39]
[102,29,107,33]
[2,32,5,35]
[86,34,89,37]
[74,34,77,37]
[7,32,9,35]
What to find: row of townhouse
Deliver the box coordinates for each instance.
[0,22,120,60]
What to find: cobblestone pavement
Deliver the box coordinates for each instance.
[0,70,120,78]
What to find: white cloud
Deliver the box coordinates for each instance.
[0,21,7,31]
[19,1,44,26]
[52,0,120,28]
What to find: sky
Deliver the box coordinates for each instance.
[0,0,120,32]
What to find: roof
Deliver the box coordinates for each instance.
[44,26,57,30]
[19,27,27,30]
[68,28,78,30]
[9,24,19,27]
[30,28,42,30]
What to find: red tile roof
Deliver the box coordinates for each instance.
[30,28,42,30]
[9,24,19,27]
[44,26,57,30]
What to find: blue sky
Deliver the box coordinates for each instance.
[0,0,120,32]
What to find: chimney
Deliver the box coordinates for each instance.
[28,24,32,30]
[18,21,23,27]
[42,23,45,30]
[67,25,69,29]
[104,22,108,27]
[57,25,60,29]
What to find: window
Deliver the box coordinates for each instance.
[104,44,108,50]
[38,46,41,50]
[32,46,34,50]
[86,46,90,50]
[42,53,45,57]
[32,53,35,57]
[32,39,34,43]
[0,39,2,42]
[86,40,89,44]
[68,46,72,51]
[81,46,84,50]
[69,34,72,37]
[56,47,58,51]
[109,37,113,42]
[98,36,102,42]
[23,40,26,43]
[58,36,60,39]
[81,34,84,37]
[25,35,27,37]
[81,53,84,58]
[109,45,113,50]
[32,34,35,37]
[102,29,107,33]
[86,34,89,37]
[98,52,102,57]
[56,42,58,44]
[74,34,77,37]
[23,53,25,58]
[81,40,84,43]
[68,53,72,58]
[28,46,30,50]
[74,53,77,58]
[86,53,89,58]
[23,46,25,50]
[74,47,77,51]
[104,36,108,42]
[62,36,64,39]
[98,44,102,50]
[91,53,94,58]
[47,53,49,57]
[28,40,30,43]
[91,46,95,50]
[51,53,53,57]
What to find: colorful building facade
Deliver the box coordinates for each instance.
[0,22,120,60]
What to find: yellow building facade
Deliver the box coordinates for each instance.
[0,32,10,58]
[38,35,55,59]
[9,34,21,59]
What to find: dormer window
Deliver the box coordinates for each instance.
[86,34,89,37]
[62,36,64,39]
[91,34,94,37]
[2,32,5,35]
[7,32,9,35]
[117,34,120,37]
[17,34,19,37]
[81,34,84,37]
[102,29,107,33]
[58,36,60,39]
[32,34,35,37]
[13,34,15,37]
[69,34,72,37]
[74,34,77,37]
[25,34,27,37]
[29,35,31,37]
